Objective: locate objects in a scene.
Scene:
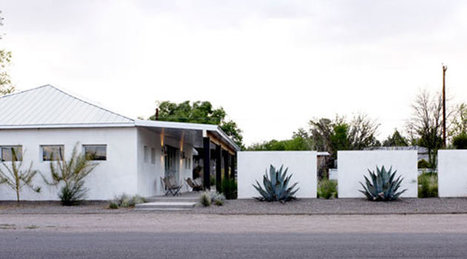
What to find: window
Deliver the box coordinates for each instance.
[41,145,64,161]
[144,146,149,163]
[83,145,107,161]
[151,147,156,164]
[1,146,23,161]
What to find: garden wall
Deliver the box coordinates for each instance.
[438,150,467,197]
[338,150,418,198]
[237,151,317,199]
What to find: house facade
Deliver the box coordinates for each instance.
[0,85,239,200]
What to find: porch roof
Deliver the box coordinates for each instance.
[135,119,240,152]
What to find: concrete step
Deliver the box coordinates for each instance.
[135,201,197,211]
[145,196,199,203]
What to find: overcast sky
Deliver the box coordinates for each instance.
[1,0,466,145]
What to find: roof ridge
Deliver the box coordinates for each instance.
[0,84,134,123]
[46,85,134,122]
[0,84,51,99]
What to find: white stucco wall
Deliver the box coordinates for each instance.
[237,151,317,199]
[0,127,138,201]
[338,150,418,198]
[438,150,467,197]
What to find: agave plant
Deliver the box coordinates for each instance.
[253,165,299,203]
[359,166,407,201]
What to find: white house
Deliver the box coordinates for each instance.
[0,85,239,200]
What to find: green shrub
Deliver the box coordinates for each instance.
[108,202,119,209]
[199,192,211,207]
[110,194,146,208]
[453,133,467,149]
[318,178,337,199]
[59,181,87,206]
[199,191,225,207]
[418,159,431,169]
[210,175,216,186]
[359,166,407,201]
[418,172,438,198]
[43,144,97,206]
[253,164,299,203]
[221,178,237,199]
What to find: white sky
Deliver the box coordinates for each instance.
[1,0,467,145]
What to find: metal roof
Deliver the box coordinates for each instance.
[0,85,240,151]
[0,85,134,127]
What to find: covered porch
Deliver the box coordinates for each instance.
[135,120,239,194]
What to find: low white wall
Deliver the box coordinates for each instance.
[237,151,317,199]
[438,150,467,197]
[338,150,418,198]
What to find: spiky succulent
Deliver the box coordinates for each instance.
[359,166,407,201]
[253,165,299,203]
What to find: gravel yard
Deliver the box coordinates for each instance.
[1,198,467,215]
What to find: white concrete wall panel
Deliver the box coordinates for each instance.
[237,151,317,199]
[0,128,138,200]
[438,150,467,197]
[338,150,418,198]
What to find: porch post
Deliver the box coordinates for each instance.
[203,136,211,190]
[230,153,236,180]
[215,144,222,192]
[223,150,230,180]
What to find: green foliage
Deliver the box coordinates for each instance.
[210,175,216,186]
[453,133,467,149]
[253,165,299,203]
[418,172,438,198]
[317,178,337,199]
[417,159,431,169]
[150,100,244,148]
[42,144,97,206]
[0,149,40,202]
[247,136,312,151]
[199,192,212,207]
[359,166,407,201]
[221,177,237,199]
[108,202,119,209]
[383,129,408,147]
[59,181,87,206]
[110,194,146,208]
[309,114,380,160]
[0,49,14,95]
[199,191,225,207]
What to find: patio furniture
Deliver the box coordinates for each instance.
[186,178,203,191]
[161,176,182,196]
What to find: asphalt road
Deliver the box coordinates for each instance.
[1,232,467,258]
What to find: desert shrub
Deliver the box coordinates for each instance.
[42,144,97,206]
[108,202,119,209]
[418,159,431,169]
[221,178,237,199]
[199,191,225,207]
[110,193,146,208]
[253,164,299,203]
[418,172,438,198]
[318,178,337,199]
[199,192,211,207]
[0,149,40,202]
[360,166,407,201]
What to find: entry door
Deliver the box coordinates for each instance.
[164,145,179,182]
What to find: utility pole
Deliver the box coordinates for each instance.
[442,64,447,148]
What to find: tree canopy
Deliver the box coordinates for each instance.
[0,11,14,96]
[149,100,244,148]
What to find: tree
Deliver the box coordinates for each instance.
[0,148,40,202]
[406,90,444,168]
[450,103,467,137]
[308,114,379,159]
[150,100,244,148]
[0,11,14,96]
[382,129,408,147]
